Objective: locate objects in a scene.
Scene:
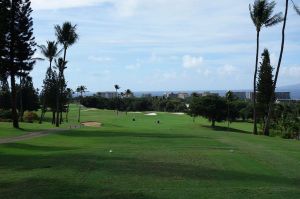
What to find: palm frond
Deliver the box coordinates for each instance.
[265,13,283,27]
[291,0,300,15]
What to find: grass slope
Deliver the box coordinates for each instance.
[0,106,299,199]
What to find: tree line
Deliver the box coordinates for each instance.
[0,0,78,128]
[249,0,300,136]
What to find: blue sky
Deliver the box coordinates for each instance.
[31,0,300,92]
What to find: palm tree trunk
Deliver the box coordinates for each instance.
[10,73,19,128]
[78,93,82,122]
[39,101,46,124]
[19,76,24,122]
[55,73,61,127]
[227,102,230,128]
[116,89,118,116]
[264,0,289,136]
[66,103,69,122]
[52,111,56,124]
[60,111,63,124]
[212,119,216,127]
[253,30,260,135]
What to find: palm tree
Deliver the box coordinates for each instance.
[54,22,78,126]
[65,88,73,123]
[76,85,87,123]
[125,89,133,98]
[38,41,61,123]
[38,41,62,69]
[249,0,283,135]
[264,0,300,135]
[55,22,79,62]
[114,84,120,115]
[54,58,67,127]
[226,91,234,128]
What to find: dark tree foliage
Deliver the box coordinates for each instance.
[40,67,59,124]
[189,95,227,127]
[81,96,187,113]
[257,49,274,135]
[2,0,36,128]
[0,77,11,109]
[0,0,10,83]
[16,76,39,113]
[271,103,300,139]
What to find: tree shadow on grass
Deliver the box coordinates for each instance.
[0,152,298,188]
[2,143,78,152]
[59,130,198,139]
[202,125,251,134]
[0,178,158,199]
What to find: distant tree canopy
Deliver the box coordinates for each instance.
[81,96,188,113]
[189,95,227,127]
[0,0,36,128]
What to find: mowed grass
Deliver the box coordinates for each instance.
[0,105,300,199]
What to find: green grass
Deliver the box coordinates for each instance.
[0,105,299,199]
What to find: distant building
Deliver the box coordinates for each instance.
[245,91,291,101]
[96,92,117,99]
[141,93,152,98]
[177,93,189,99]
[232,92,247,100]
[275,92,291,100]
[201,92,219,97]
[164,92,178,98]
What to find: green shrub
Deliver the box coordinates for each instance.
[23,111,39,123]
[0,109,12,119]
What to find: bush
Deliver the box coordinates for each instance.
[23,111,39,123]
[0,109,12,119]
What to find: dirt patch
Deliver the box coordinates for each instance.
[81,122,102,128]
[0,129,68,144]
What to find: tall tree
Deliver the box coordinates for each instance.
[65,88,73,122]
[38,41,61,123]
[76,85,87,123]
[54,58,67,127]
[54,22,78,126]
[0,77,11,110]
[249,0,282,135]
[4,0,36,128]
[226,91,234,128]
[0,0,10,81]
[189,95,227,127]
[264,0,300,135]
[124,89,133,98]
[114,84,120,115]
[38,41,62,70]
[39,67,58,124]
[16,76,39,113]
[257,49,274,135]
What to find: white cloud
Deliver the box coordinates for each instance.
[126,62,141,70]
[163,71,177,80]
[113,0,139,17]
[182,55,204,69]
[218,64,238,76]
[281,66,300,77]
[31,0,106,10]
[88,56,112,62]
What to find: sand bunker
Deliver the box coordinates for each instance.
[145,113,157,116]
[172,113,185,115]
[82,108,98,112]
[128,112,142,114]
[81,122,102,127]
